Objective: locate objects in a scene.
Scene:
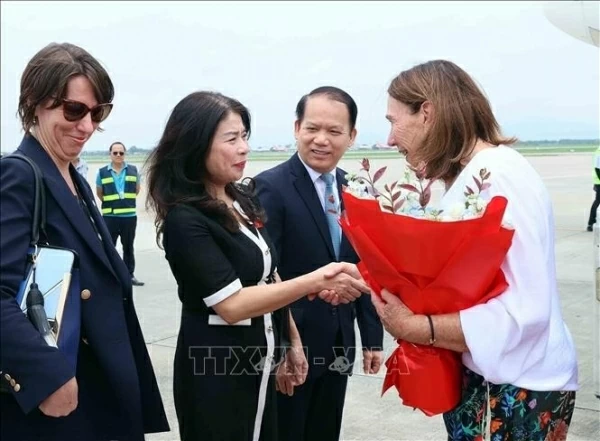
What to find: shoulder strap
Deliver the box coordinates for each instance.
[1,153,47,247]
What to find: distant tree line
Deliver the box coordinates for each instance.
[78,139,600,156]
[515,139,599,146]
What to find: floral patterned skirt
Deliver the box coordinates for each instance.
[443,368,576,441]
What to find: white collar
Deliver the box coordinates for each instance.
[298,154,337,186]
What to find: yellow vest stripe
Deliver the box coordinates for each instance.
[113,208,137,215]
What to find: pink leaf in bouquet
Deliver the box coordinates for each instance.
[473,177,482,191]
[384,183,390,193]
[392,191,402,202]
[481,183,491,191]
[484,171,491,180]
[393,199,405,212]
[465,185,474,195]
[361,158,370,172]
[390,180,398,191]
[373,166,387,183]
[382,204,393,212]
[400,184,419,193]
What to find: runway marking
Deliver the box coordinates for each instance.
[544,174,586,180]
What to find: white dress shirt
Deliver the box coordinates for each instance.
[298,155,340,210]
[439,146,578,391]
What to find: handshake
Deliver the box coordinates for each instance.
[306,262,371,306]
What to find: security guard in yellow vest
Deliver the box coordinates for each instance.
[587,146,600,231]
[96,142,145,285]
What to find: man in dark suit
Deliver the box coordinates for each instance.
[255,86,383,441]
[0,135,169,440]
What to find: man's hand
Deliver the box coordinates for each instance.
[39,377,78,417]
[307,289,340,305]
[362,349,383,374]
[308,262,371,304]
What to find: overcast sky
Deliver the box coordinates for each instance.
[1,1,598,152]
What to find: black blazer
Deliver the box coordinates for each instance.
[0,135,169,441]
[255,153,383,377]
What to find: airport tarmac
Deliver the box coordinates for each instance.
[83,152,599,441]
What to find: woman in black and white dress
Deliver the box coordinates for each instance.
[145,91,369,441]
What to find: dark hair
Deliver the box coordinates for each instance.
[109,141,126,152]
[145,91,264,247]
[18,42,114,134]
[295,86,358,130]
[388,60,517,182]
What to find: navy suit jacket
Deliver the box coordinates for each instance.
[255,153,383,377]
[0,135,169,441]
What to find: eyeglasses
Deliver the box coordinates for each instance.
[61,99,113,123]
[111,151,125,156]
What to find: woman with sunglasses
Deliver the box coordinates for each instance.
[0,42,169,440]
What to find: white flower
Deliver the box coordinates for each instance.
[448,203,466,220]
[346,179,374,199]
[345,162,495,222]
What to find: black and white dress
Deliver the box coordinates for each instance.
[163,201,283,441]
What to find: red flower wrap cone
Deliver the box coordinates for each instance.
[340,192,514,416]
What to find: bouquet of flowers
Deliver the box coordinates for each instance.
[340,159,515,416]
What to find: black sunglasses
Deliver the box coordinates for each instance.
[61,99,113,123]
[111,151,125,156]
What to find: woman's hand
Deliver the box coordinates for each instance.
[371,288,417,339]
[38,377,78,417]
[276,344,308,396]
[308,262,371,304]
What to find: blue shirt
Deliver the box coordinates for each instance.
[96,163,139,217]
[74,158,88,180]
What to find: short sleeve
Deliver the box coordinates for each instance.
[95,170,102,187]
[164,206,242,307]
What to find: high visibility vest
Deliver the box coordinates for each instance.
[99,165,138,216]
[594,148,600,185]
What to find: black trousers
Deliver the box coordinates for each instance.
[103,216,137,275]
[588,185,600,226]
[277,331,350,441]
[277,370,348,441]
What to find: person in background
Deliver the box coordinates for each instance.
[586,145,600,231]
[254,86,384,441]
[72,155,88,180]
[96,142,145,286]
[374,59,578,441]
[145,90,369,441]
[0,42,168,441]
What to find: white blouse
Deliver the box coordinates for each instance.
[439,146,578,391]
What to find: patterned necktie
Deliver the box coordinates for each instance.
[320,173,341,260]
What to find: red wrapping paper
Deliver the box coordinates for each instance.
[340,192,514,416]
